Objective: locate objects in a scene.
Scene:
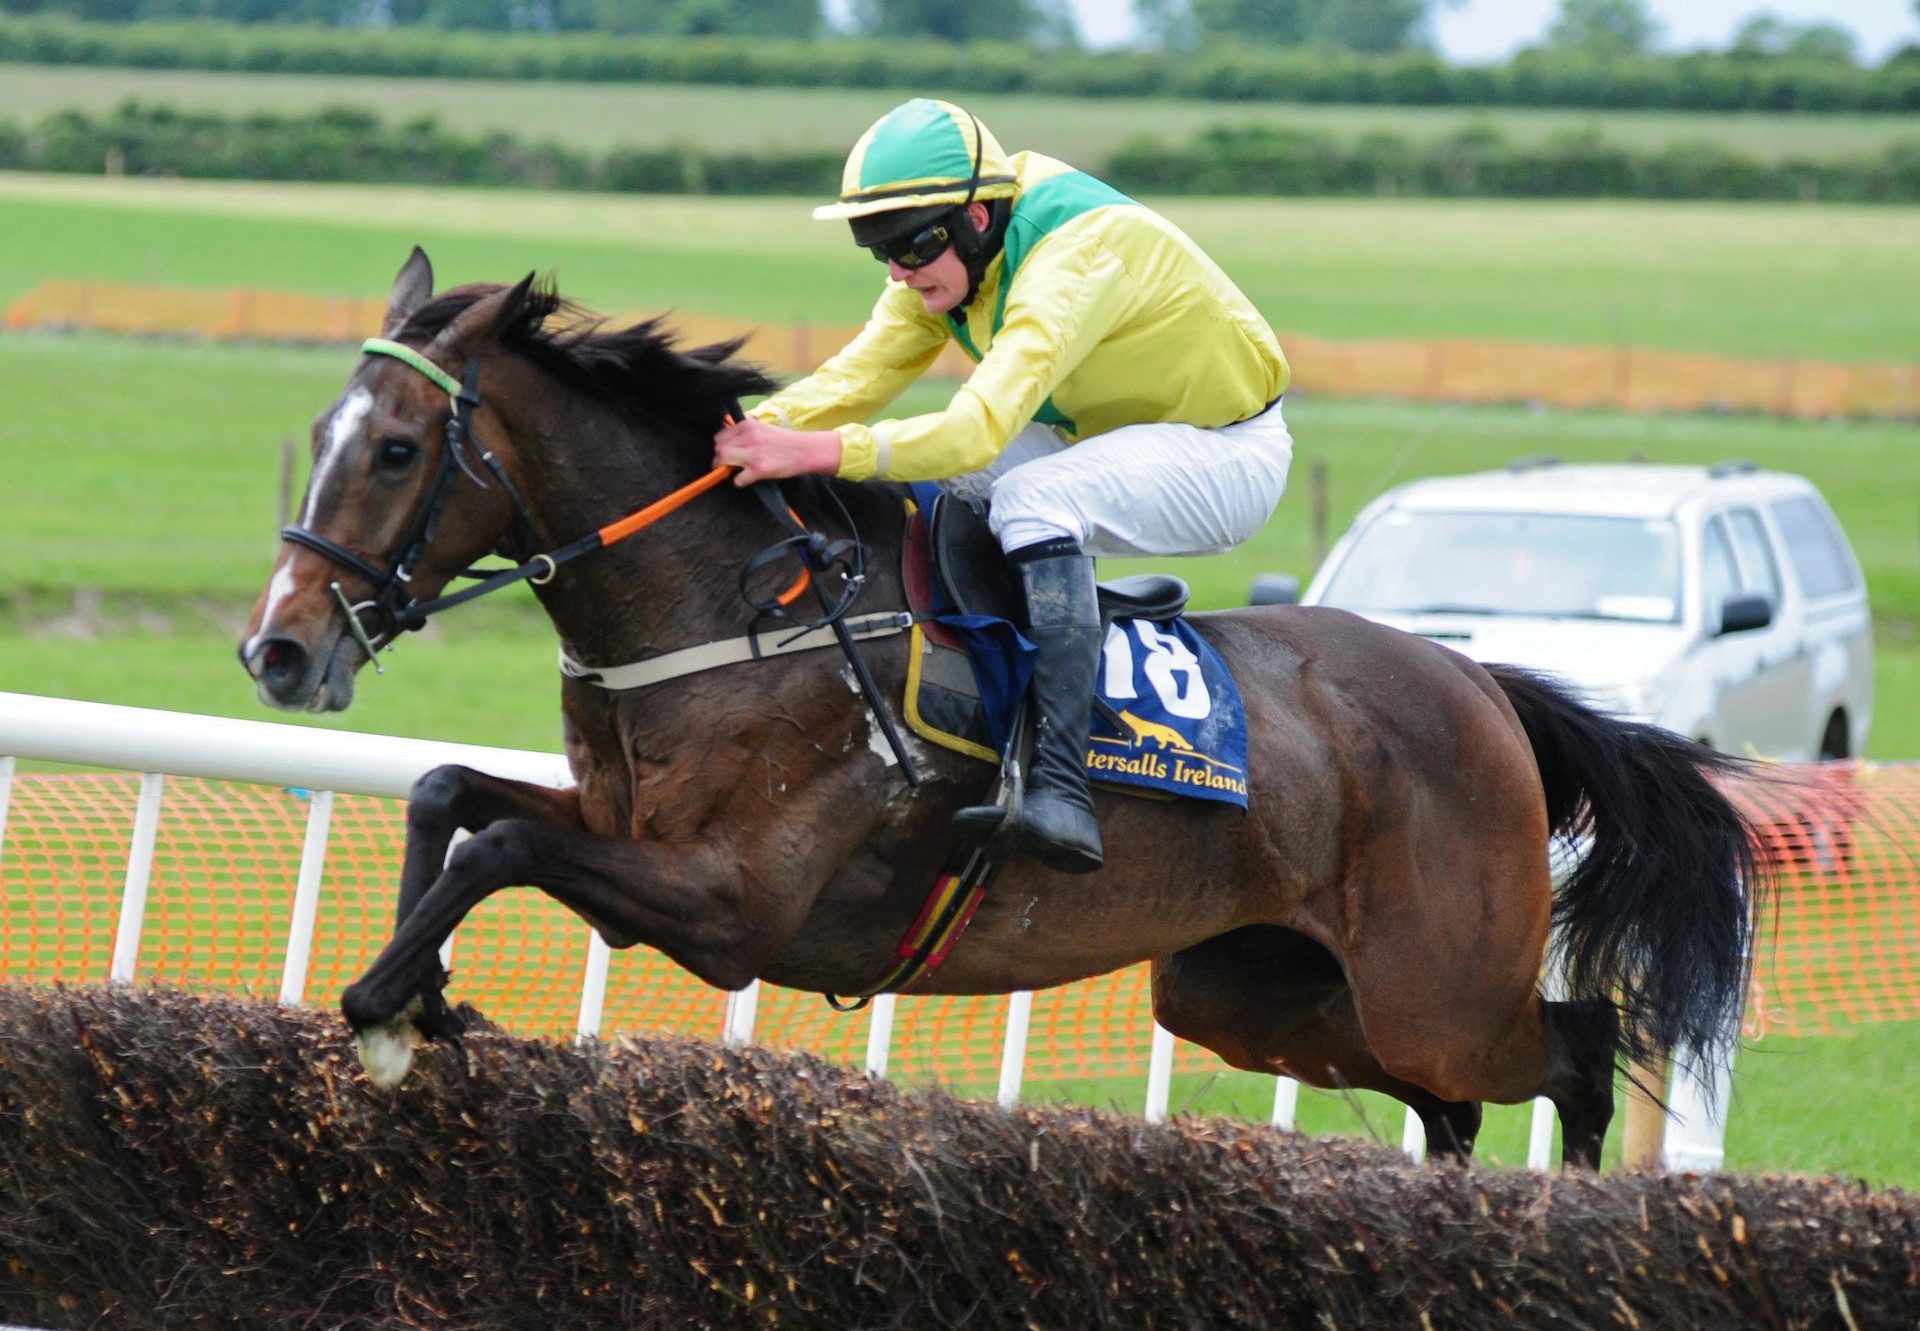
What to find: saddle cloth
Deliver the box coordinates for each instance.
[902,489,1250,810]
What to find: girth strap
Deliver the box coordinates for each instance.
[558,611,916,691]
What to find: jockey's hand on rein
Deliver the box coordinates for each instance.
[713,416,843,487]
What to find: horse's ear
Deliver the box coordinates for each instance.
[423,272,535,362]
[382,246,435,337]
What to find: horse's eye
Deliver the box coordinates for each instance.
[376,440,418,470]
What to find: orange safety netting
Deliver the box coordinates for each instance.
[1,765,1914,1089]
[8,280,1917,421]
[1734,763,1920,1037]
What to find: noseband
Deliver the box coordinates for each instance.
[280,338,538,663]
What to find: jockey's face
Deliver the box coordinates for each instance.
[885,201,989,316]
[890,245,969,315]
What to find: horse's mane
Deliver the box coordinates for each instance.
[399,280,906,547]
[397,281,780,439]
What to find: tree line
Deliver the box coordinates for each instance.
[0,0,1910,65]
[7,101,1916,203]
[8,16,1920,114]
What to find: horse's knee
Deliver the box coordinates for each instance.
[408,763,478,833]
[447,817,548,881]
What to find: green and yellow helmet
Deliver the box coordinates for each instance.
[814,98,1017,237]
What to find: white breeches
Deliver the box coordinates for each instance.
[940,401,1294,558]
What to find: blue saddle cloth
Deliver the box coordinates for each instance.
[924,589,1250,812]
[934,611,1249,809]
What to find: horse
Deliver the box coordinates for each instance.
[238,249,1764,1169]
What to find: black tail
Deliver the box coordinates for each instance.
[1489,665,1764,1077]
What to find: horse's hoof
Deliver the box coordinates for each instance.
[354,996,424,1089]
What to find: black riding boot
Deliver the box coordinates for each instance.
[953,544,1105,874]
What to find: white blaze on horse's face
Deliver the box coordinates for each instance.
[304,386,375,523]
[257,561,301,632]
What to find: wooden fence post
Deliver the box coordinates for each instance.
[1622,1050,1670,1171]
[278,436,295,543]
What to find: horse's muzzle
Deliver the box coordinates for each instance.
[239,630,357,713]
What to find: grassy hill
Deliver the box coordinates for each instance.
[5,173,1920,362]
[6,63,1919,164]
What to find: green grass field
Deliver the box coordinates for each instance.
[6,173,1920,360]
[1,175,1916,1186]
[6,62,1917,163]
[1017,1020,1920,1182]
[2,331,1915,743]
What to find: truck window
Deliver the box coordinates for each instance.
[1769,496,1858,600]
[1725,508,1784,606]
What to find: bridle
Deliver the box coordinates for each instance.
[280,336,923,781]
[280,339,542,667]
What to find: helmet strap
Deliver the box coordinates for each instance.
[951,198,1010,315]
[951,110,1007,313]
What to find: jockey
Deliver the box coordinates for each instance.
[713,97,1292,875]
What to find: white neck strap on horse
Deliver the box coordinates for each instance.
[558,611,914,691]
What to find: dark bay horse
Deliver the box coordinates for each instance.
[239,249,1763,1168]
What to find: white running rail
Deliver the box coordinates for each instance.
[0,690,1732,1168]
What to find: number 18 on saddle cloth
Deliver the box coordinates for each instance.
[908,609,1251,811]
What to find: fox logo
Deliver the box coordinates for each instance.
[1118,709,1194,752]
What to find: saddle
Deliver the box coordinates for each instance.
[926,492,1190,627]
[902,489,1249,811]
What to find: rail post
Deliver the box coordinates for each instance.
[278,789,334,1005]
[109,772,166,984]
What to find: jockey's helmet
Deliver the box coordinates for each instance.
[818,99,1017,298]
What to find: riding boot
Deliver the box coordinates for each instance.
[953,543,1106,874]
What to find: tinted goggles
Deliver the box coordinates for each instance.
[870,221,952,270]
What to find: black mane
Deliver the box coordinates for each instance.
[398,280,906,551]
[398,281,780,438]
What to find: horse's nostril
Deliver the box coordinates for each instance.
[249,637,309,691]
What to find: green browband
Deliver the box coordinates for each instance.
[361,337,460,397]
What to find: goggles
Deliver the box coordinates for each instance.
[870,220,953,270]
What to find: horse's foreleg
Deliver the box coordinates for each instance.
[341,819,793,1086]
[350,768,585,1079]
[397,765,586,924]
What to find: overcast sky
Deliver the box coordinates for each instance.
[1065,0,1920,62]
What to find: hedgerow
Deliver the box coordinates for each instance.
[2,16,1918,113]
[6,102,1918,203]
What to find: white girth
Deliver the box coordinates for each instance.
[557,611,915,691]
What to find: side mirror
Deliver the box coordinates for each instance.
[1250,573,1300,607]
[1717,593,1773,635]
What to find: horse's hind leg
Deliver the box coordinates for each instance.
[1406,1092,1484,1161]
[1153,926,1484,1163]
[1340,927,1623,1171]
[1538,997,1619,1171]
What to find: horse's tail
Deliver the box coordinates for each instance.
[1488,664,1763,1075]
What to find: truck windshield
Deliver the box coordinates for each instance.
[1318,511,1682,622]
